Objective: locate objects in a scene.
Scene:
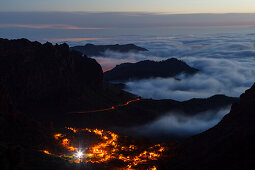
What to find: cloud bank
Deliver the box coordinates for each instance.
[87,32,255,101]
[118,107,231,140]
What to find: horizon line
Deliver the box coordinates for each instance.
[1,11,255,15]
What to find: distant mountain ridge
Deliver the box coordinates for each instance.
[104,58,199,81]
[70,43,148,56]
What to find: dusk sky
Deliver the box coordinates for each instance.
[1,0,255,42]
[1,0,255,13]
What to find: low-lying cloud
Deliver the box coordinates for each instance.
[118,107,231,140]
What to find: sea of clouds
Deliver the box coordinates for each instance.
[72,32,255,101]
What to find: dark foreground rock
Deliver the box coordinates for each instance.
[0,80,72,170]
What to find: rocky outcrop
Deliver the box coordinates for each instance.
[104,58,199,81]
[0,38,103,105]
[70,43,148,56]
[0,38,133,121]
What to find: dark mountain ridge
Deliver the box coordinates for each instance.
[66,94,238,129]
[104,58,199,81]
[0,38,134,121]
[70,43,148,56]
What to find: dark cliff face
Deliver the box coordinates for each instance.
[0,38,136,123]
[162,83,255,169]
[104,58,199,82]
[0,38,103,108]
[70,43,148,56]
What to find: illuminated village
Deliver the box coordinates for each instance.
[42,127,166,169]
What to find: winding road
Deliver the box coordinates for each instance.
[70,98,141,114]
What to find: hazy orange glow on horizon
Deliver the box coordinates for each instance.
[47,37,110,42]
[0,24,106,30]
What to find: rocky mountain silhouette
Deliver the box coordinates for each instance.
[0,38,134,122]
[104,58,199,81]
[70,43,148,56]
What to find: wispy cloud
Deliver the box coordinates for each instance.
[0,24,107,30]
[47,37,110,43]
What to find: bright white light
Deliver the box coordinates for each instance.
[75,151,84,159]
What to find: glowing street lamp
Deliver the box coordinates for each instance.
[75,150,84,159]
